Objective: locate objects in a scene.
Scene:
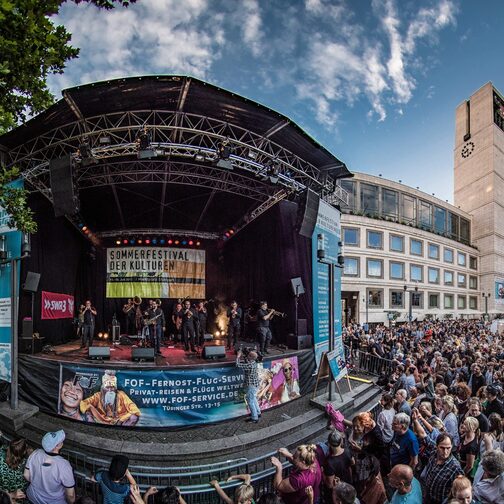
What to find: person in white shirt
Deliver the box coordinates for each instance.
[472,449,504,504]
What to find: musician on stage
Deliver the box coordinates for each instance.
[227,301,242,350]
[134,297,144,337]
[81,300,97,349]
[147,299,165,355]
[195,300,208,346]
[171,301,183,342]
[181,299,197,353]
[122,298,135,335]
[257,300,275,354]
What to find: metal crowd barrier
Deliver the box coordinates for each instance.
[345,347,394,377]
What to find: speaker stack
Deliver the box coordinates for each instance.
[49,155,80,217]
[88,346,111,360]
[286,318,313,350]
[131,347,155,362]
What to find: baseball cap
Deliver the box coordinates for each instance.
[42,430,65,452]
[487,385,500,396]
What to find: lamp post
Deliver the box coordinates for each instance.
[404,283,419,323]
[482,292,490,321]
[362,294,369,327]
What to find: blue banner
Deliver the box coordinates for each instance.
[58,356,301,427]
[0,180,23,383]
[311,200,342,370]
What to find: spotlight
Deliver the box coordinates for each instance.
[82,226,88,232]
[137,239,143,244]
[115,240,121,245]
[215,330,221,337]
[225,232,230,238]
[103,332,109,340]
[152,239,157,245]
[123,239,129,244]
[194,150,205,162]
[188,240,194,246]
[229,229,234,235]
[129,239,135,245]
[182,240,187,245]
[99,135,111,144]
[145,239,151,245]
[174,240,180,245]
[160,239,165,245]
[78,223,84,229]
[196,241,201,246]
[168,239,173,245]
[98,332,103,339]
[247,149,257,160]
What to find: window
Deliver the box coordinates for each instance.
[428,268,440,284]
[390,234,404,252]
[343,257,359,277]
[434,206,447,233]
[469,276,477,290]
[390,261,405,280]
[460,218,470,243]
[367,259,383,278]
[382,189,399,217]
[469,296,478,310]
[410,239,423,256]
[390,290,405,308]
[428,243,440,260]
[444,248,454,263]
[412,291,423,308]
[449,213,459,239]
[469,256,477,270]
[360,183,379,214]
[410,264,423,282]
[367,289,383,308]
[457,273,466,288]
[458,252,466,267]
[343,227,359,246]
[444,294,454,309]
[367,230,383,249]
[419,201,432,228]
[401,194,416,223]
[340,180,356,211]
[444,270,454,286]
[429,293,439,309]
[458,296,467,310]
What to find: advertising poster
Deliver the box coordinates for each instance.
[495,279,504,305]
[106,247,205,299]
[41,291,75,320]
[311,199,343,370]
[0,180,23,383]
[58,356,301,427]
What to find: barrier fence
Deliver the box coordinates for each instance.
[345,346,395,377]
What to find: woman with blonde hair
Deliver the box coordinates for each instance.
[271,444,321,504]
[442,396,460,447]
[210,474,254,504]
[458,417,480,476]
[448,475,478,504]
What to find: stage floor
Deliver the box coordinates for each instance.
[32,337,289,367]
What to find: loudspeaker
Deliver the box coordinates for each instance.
[203,333,214,341]
[298,318,307,335]
[132,347,155,362]
[203,343,226,359]
[22,318,33,339]
[290,277,305,296]
[88,346,110,360]
[49,155,79,217]
[23,272,41,293]
[286,333,312,350]
[19,337,43,355]
[296,189,320,238]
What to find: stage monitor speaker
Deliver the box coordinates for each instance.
[290,277,305,296]
[22,319,33,339]
[23,272,41,293]
[19,337,43,355]
[203,333,214,341]
[297,318,307,335]
[132,347,155,362]
[49,155,79,217]
[287,333,312,350]
[88,346,110,360]
[296,189,320,238]
[203,343,226,360]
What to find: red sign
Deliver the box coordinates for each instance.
[41,291,75,320]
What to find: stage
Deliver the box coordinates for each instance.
[31,337,290,367]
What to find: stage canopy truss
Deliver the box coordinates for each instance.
[0,76,351,237]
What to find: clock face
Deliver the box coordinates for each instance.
[461,141,475,158]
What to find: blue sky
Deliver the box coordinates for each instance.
[48,0,504,202]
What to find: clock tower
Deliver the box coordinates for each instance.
[454,82,504,314]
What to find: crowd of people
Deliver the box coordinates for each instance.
[2,318,504,503]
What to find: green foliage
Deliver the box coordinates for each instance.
[0,167,37,233]
[0,0,135,133]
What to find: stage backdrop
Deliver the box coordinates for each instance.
[0,180,23,383]
[106,247,205,299]
[311,200,343,370]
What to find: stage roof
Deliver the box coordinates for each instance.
[0,75,351,238]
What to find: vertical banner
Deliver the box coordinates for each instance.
[311,200,342,370]
[495,279,504,305]
[0,180,23,383]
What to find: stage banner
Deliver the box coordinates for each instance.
[0,179,23,383]
[57,356,301,427]
[311,199,342,371]
[106,247,205,299]
[41,291,75,320]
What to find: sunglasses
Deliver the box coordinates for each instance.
[283,367,293,371]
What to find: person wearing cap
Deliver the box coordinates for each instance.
[94,454,136,504]
[23,430,75,504]
[484,385,504,418]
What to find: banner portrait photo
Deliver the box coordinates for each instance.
[57,356,301,427]
[106,247,206,299]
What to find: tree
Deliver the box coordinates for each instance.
[0,0,135,232]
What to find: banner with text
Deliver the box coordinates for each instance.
[58,356,300,427]
[0,180,23,383]
[311,199,343,371]
[106,247,206,299]
[41,291,75,320]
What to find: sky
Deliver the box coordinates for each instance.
[47,0,504,202]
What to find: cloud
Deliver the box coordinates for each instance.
[240,0,264,57]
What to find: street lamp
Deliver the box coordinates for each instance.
[482,292,491,321]
[404,283,419,323]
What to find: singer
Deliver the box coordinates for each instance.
[80,300,97,349]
